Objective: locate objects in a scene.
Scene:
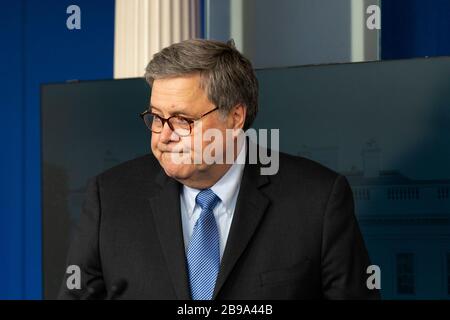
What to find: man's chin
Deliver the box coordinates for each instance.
[163,167,194,182]
[160,158,194,181]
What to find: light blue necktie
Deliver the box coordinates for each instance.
[186,188,221,300]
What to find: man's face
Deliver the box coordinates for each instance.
[150,74,234,185]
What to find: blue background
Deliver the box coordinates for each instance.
[381,0,450,59]
[0,0,115,299]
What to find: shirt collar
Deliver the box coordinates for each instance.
[182,139,246,219]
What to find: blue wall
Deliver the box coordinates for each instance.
[0,0,115,299]
[382,0,450,59]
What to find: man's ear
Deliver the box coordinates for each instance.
[229,104,247,130]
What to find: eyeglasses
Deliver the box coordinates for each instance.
[139,106,219,136]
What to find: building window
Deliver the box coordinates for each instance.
[353,188,370,200]
[388,187,419,200]
[437,187,449,200]
[396,253,415,295]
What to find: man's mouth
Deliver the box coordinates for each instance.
[161,150,186,153]
[158,144,190,154]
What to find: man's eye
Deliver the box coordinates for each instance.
[172,117,190,124]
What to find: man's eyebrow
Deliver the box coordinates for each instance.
[150,104,194,118]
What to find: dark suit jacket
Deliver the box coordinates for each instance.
[58,149,380,300]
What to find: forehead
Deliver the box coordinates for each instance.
[150,74,208,109]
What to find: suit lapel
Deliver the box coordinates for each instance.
[148,170,191,300]
[213,161,270,299]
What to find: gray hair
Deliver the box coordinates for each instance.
[144,39,258,130]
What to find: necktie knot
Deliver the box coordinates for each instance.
[196,189,220,211]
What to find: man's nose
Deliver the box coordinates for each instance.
[159,122,180,143]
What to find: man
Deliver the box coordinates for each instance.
[59,39,379,300]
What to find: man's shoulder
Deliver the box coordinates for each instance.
[278,151,338,178]
[262,151,351,207]
[275,151,341,187]
[95,153,161,185]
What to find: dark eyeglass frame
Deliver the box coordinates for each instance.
[139,106,219,136]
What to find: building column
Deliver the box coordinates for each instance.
[114,0,201,79]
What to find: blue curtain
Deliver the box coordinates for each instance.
[382,0,450,59]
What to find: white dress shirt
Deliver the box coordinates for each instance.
[180,140,246,261]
